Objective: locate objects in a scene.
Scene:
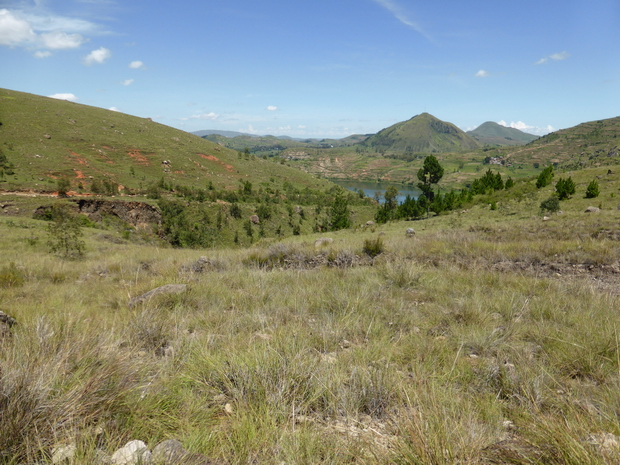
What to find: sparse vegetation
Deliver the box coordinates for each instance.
[4,87,620,464]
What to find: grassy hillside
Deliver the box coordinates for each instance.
[2,163,620,463]
[362,113,482,153]
[0,88,333,195]
[467,121,539,146]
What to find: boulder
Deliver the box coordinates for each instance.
[405,228,415,237]
[585,206,600,213]
[250,215,260,224]
[314,237,334,248]
[111,440,152,465]
[129,284,187,307]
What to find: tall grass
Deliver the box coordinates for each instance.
[2,202,620,463]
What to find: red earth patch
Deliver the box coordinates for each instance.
[198,153,235,172]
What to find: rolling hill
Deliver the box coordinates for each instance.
[467,121,539,146]
[0,88,333,194]
[361,113,482,153]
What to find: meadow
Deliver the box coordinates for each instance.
[2,165,620,464]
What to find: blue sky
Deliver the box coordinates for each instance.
[1,0,619,138]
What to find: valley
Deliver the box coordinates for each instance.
[2,87,620,464]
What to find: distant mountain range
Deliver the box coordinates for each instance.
[193,115,538,154]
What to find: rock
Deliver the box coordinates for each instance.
[44,133,51,139]
[151,440,186,465]
[52,444,77,464]
[585,206,600,213]
[250,214,260,224]
[542,216,550,221]
[405,228,415,237]
[111,440,152,465]
[224,403,234,415]
[365,221,375,226]
[0,311,17,327]
[314,237,334,248]
[0,310,17,339]
[129,284,187,307]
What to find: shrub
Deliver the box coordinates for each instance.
[45,204,85,258]
[540,195,560,215]
[585,179,600,198]
[0,262,25,288]
[536,165,554,188]
[555,177,576,200]
[362,236,385,258]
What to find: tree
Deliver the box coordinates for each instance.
[329,190,351,230]
[536,165,554,188]
[374,186,399,224]
[417,155,444,201]
[46,204,85,258]
[585,180,600,199]
[555,177,576,200]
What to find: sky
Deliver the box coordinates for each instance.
[1,0,619,139]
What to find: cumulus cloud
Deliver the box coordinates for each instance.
[84,46,111,64]
[371,0,430,40]
[498,120,554,135]
[109,107,121,112]
[34,50,52,58]
[535,51,570,65]
[121,79,134,86]
[475,69,490,78]
[41,30,85,49]
[129,60,145,69]
[48,93,78,102]
[267,106,278,111]
[0,8,99,53]
[0,9,36,46]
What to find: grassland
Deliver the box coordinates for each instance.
[2,164,620,464]
[0,88,334,195]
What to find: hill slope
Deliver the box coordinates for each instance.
[362,113,482,153]
[0,88,332,194]
[467,121,538,146]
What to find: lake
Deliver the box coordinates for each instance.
[330,179,421,204]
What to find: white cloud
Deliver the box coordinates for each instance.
[48,93,78,102]
[0,9,36,46]
[41,30,85,49]
[1,8,102,52]
[34,50,52,58]
[84,46,111,65]
[129,60,145,69]
[267,106,278,111]
[186,112,220,121]
[371,0,430,40]
[475,69,490,77]
[109,107,121,112]
[535,51,570,65]
[121,79,134,86]
[498,120,554,135]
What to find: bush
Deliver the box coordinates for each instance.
[540,195,560,215]
[0,262,26,288]
[362,237,385,258]
[45,204,85,258]
[536,165,554,188]
[555,177,576,200]
[585,179,600,199]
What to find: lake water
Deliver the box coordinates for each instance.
[330,179,421,204]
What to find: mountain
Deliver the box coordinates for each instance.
[191,129,260,138]
[467,122,538,146]
[361,113,481,153]
[0,88,332,194]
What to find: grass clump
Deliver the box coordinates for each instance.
[362,236,385,258]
